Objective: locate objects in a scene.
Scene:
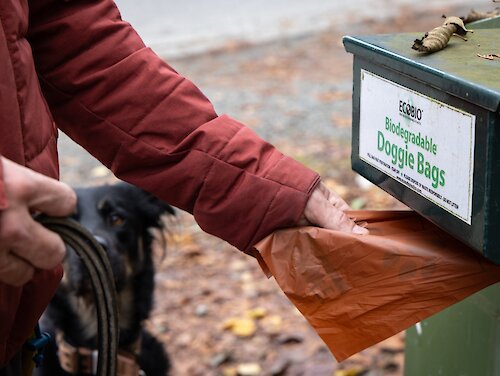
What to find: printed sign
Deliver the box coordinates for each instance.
[359,70,475,224]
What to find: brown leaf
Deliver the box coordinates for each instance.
[412,16,469,53]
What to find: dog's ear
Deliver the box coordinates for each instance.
[117,182,175,229]
[138,192,175,229]
[130,186,174,268]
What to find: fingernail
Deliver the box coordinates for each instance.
[354,225,369,235]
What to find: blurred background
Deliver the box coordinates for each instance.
[58,1,491,375]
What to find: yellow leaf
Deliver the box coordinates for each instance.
[334,368,362,376]
[237,363,261,376]
[90,166,110,178]
[261,315,282,334]
[222,367,237,376]
[223,317,256,337]
[222,318,237,330]
[246,307,267,319]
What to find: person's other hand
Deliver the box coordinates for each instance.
[299,182,368,234]
[0,157,77,286]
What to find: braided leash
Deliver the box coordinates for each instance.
[36,216,119,376]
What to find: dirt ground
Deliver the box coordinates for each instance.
[58,3,486,375]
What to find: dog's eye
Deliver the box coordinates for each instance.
[109,213,125,227]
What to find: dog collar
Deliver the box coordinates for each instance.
[56,331,144,376]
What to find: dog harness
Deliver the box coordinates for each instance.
[56,332,144,376]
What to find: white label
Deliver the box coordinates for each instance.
[359,70,475,224]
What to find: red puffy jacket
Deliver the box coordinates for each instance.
[0,0,319,366]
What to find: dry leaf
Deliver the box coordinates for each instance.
[222,367,238,376]
[246,307,267,319]
[223,317,256,337]
[236,363,262,376]
[261,315,283,335]
[334,368,363,376]
[412,16,469,53]
[90,165,110,178]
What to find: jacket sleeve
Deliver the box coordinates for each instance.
[0,157,8,210]
[27,0,320,253]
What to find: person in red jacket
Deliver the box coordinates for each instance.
[0,0,367,373]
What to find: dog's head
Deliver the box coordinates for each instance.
[42,182,173,370]
[63,182,174,297]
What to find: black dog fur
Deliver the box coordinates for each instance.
[36,182,173,376]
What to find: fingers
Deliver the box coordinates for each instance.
[27,175,76,217]
[302,182,369,235]
[323,206,368,235]
[0,209,66,270]
[318,183,351,212]
[0,157,71,286]
[2,157,77,217]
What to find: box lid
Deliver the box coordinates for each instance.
[343,29,500,113]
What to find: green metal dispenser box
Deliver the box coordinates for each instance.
[343,28,500,263]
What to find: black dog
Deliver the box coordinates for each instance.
[36,182,173,376]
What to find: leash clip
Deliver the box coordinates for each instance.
[25,324,52,367]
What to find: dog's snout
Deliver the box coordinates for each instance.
[93,235,109,251]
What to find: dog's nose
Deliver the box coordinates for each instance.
[93,235,109,251]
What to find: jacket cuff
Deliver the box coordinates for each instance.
[246,171,320,253]
[0,157,9,210]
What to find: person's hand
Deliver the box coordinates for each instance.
[299,182,368,234]
[0,157,77,286]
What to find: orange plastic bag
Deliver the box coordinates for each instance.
[254,210,500,361]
